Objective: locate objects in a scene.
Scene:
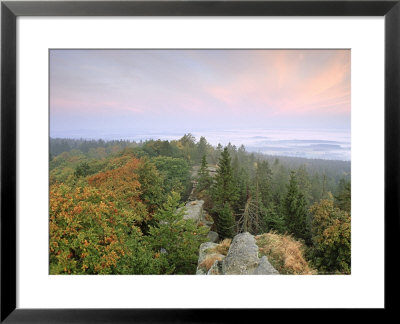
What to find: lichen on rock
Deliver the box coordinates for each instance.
[196,232,279,275]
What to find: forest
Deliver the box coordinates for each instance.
[49,134,351,275]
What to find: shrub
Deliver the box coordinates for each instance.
[49,183,158,274]
[309,197,351,274]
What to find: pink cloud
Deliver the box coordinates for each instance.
[203,50,350,117]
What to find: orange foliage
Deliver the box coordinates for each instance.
[87,158,150,221]
[49,183,140,274]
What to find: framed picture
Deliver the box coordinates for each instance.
[1,0,398,321]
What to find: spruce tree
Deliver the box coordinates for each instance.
[335,179,351,213]
[197,154,212,191]
[296,165,312,205]
[217,203,235,239]
[212,147,238,238]
[212,147,238,207]
[283,171,310,243]
[255,160,273,207]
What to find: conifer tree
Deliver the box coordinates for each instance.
[283,171,310,243]
[335,179,351,213]
[217,203,235,239]
[255,160,273,207]
[196,136,208,163]
[197,154,212,191]
[296,165,312,205]
[232,156,249,213]
[212,147,238,207]
[212,147,238,238]
[147,192,208,274]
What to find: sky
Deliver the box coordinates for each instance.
[50,49,350,138]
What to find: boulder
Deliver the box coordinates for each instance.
[196,242,225,274]
[207,260,223,275]
[221,232,260,275]
[182,200,204,223]
[207,231,219,243]
[197,242,219,266]
[196,232,279,275]
[253,256,280,275]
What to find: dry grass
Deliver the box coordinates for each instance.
[255,232,316,275]
[206,238,232,256]
[204,213,213,222]
[199,254,224,271]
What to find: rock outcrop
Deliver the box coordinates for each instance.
[222,233,261,274]
[207,231,219,243]
[179,200,217,243]
[196,242,224,275]
[196,232,279,275]
[253,256,279,275]
[182,200,204,222]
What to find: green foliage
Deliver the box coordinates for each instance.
[212,147,238,208]
[283,172,311,243]
[142,140,183,158]
[335,179,351,213]
[196,137,210,163]
[152,156,191,199]
[232,156,250,213]
[49,135,351,275]
[74,162,91,178]
[136,158,165,214]
[211,147,238,238]
[215,203,235,239]
[197,155,212,192]
[49,183,157,274]
[255,160,273,207]
[309,197,351,274]
[296,165,312,205]
[261,204,286,234]
[147,192,208,274]
[178,133,197,162]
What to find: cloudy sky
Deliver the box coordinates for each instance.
[50,49,350,137]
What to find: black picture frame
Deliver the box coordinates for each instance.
[1,0,399,322]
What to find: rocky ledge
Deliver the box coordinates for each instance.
[196,232,279,275]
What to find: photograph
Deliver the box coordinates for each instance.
[49,49,351,276]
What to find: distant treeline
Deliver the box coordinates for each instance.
[50,137,350,183]
[49,133,351,275]
[50,138,139,156]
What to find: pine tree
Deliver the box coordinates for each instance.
[283,171,310,243]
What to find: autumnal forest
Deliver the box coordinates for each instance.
[49,135,351,275]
